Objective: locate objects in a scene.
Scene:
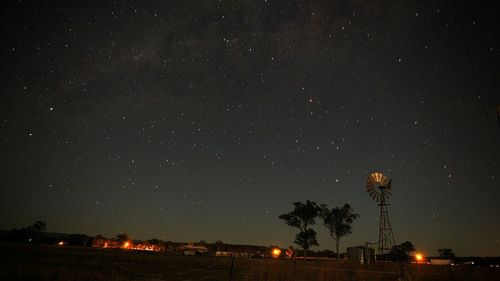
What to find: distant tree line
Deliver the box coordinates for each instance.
[1,220,469,264]
[7,220,47,243]
[387,241,415,262]
[438,248,456,260]
[3,221,93,246]
[1,222,280,256]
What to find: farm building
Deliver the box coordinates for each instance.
[430,259,452,265]
[347,246,375,264]
[215,250,253,258]
[91,235,163,251]
[176,244,209,255]
[91,235,108,248]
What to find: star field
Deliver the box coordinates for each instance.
[1,0,499,256]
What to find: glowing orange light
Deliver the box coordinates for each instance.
[415,253,424,263]
[271,248,281,258]
[58,241,64,246]
[123,241,130,249]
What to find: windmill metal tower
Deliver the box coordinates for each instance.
[366,172,396,256]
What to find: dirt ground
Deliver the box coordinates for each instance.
[1,242,498,281]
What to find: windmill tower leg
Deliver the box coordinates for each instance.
[377,202,384,255]
[377,191,396,256]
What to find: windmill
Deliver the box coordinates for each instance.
[366,172,396,256]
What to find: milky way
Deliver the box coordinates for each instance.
[1,1,499,256]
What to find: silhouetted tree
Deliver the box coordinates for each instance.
[389,245,406,262]
[9,228,30,242]
[30,220,47,242]
[32,221,46,234]
[279,200,320,258]
[214,240,224,252]
[9,220,47,243]
[147,239,161,245]
[320,203,359,259]
[400,241,415,255]
[316,249,336,257]
[438,248,456,260]
[389,241,415,262]
[116,233,130,241]
[68,234,90,246]
[294,228,318,257]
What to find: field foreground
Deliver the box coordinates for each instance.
[0,243,498,281]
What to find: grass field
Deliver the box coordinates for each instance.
[1,242,498,281]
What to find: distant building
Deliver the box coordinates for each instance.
[132,242,164,252]
[215,245,269,258]
[430,259,452,265]
[91,235,164,252]
[176,244,209,255]
[347,246,375,264]
[91,235,108,248]
[215,250,253,258]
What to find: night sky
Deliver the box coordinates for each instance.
[1,1,499,257]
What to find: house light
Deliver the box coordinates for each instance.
[415,253,424,263]
[271,248,281,258]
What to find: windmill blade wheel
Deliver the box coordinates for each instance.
[366,172,391,203]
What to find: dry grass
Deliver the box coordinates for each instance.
[239,258,500,281]
[0,242,230,280]
[1,242,498,281]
